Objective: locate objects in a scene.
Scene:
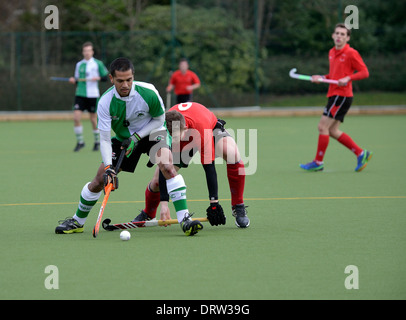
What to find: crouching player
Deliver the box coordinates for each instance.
[134,102,250,228]
[55,57,202,236]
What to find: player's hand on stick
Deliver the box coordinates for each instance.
[103,165,118,191]
[159,201,171,227]
[311,75,323,83]
[206,202,226,226]
[338,76,351,86]
[122,133,141,158]
[69,77,76,84]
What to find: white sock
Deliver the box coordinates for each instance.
[166,175,189,223]
[73,214,87,225]
[93,129,100,143]
[74,126,84,143]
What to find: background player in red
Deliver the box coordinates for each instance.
[134,102,250,228]
[300,23,372,172]
[166,58,201,104]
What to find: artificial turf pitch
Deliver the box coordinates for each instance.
[0,114,405,300]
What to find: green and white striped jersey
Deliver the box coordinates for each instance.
[97,81,165,141]
[74,57,109,98]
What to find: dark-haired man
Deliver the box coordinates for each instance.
[56,57,203,236]
[300,23,372,172]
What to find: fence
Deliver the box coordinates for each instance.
[0,29,261,111]
[0,30,405,111]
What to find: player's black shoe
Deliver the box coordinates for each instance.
[132,210,153,222]
[55,217,84,234]
[93,142,100,151]
[74,142,85,152]
[232,204,250,228]
[181,213,203,236]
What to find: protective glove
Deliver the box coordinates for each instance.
[103,165,118,191]
[122,133,141,158]
[206,202,226,226]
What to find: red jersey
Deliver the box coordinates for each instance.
[169,102,218,164]
[170,70,200,95]
[325,44,369,97]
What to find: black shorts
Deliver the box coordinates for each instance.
[73,96,98,113]
[175,118,231,168]
[111,130,171,173]
[323,96,353,122]
[176,94,192,104]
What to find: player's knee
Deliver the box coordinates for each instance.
[159,163,177,179]
[318,123,329,135]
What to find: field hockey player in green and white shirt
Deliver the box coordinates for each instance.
[69,42,109,152]
[56,57,203,236]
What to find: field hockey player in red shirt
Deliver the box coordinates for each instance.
[166,58,201,104]
[300,23,372,172]
[134,102,250,229]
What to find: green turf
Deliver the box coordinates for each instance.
[1,114,405,300]
[264,91,406,107]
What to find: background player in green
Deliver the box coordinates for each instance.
[69,42,109,152]
[56,57,202,236]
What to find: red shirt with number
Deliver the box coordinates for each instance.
[169,70,201,95]
[169,102,218,164]
[325,43,369,97]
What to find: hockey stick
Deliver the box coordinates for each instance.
[102,217,209,231]
[166,92,171,111]
[166,71,173,110]
[92,146,127,238]
[50,77,87,82]
[289,68,339,85]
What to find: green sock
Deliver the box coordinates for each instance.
[73,182,101,224]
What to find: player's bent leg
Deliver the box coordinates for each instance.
[157,148,202,235]
[55,165,104,234]
[216,136,241,164]
[300,116,333,171]
[133,169,161,221]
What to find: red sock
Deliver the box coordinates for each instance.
[227,161,245,207]
[144,185,160,219]
[314,134,330,163]
[337,133,363,156]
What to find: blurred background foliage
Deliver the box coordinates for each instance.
[0,0,405,110]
